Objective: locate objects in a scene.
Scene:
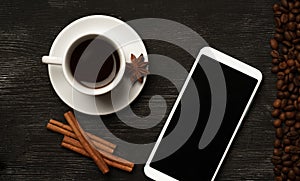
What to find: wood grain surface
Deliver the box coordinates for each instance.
[0,0,276,180]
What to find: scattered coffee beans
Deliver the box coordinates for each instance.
[271,1,300,180]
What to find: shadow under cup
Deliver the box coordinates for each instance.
[66,34,121,91]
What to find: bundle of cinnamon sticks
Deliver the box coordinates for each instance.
[46,111,134,174]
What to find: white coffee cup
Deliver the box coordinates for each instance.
[42,34,126,96]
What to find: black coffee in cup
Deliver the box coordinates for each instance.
[69,35,120,89]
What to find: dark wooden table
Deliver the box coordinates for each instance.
[0,0,276,180]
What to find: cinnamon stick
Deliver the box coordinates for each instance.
[49,119,73,131]
[64,111,109,174]
[46,123,76,139]
[103,158,133,172]
[86,132,116,150]
[61,141,133,172]
[61,142,90,157]
[63,136,134,168]
[49,119,116,150]
[90,138,114,154]
[48,119,115,154]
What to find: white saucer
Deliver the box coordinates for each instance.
[47,15,148,115]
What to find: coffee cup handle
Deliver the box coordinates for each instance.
[42,56,63,65]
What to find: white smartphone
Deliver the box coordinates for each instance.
[144,47,262,181]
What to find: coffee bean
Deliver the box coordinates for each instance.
[293,39,300,44]
[276,128,284,138]
[284,31,292,40]
[281,99,288,108]
[287,22,297,31]
[294,166,300,175]
[287,59,295,66]
[281,173,287,180]
[277,27,285,33]
[285,105,295,111]
[277,92,285,99]
[297,103,300,110]
[290,126,295,131]
[296,112,300,121]
[288,170,296,180]
[291,94,298,100]
[273,99,282,108]
[273,3,280,12]
[273,58,280,65]
[274,167,282,176]
[284,126,290,134]
[272,66,280,73]
[275,139,282,147]
[295,122,300,129]
[274,18,283,26]
[285,146,291,153]
[289,12,295,21]
[288,83,295,92]
[294,100,298,108]
[294,77,300,86]
[287,131,299,139]
[288,53,295,61]
[296,140,300,147]
[280,5,289,13]
[282,46,289,54]
[284,91,290,98]
[271,38,279,49]
[286,112,295,119]
[292,155,299,162]
[296,61,300,68]
[289,73,294,82]
[296,160,300,167]
[272,109,281,117]
[291,32,297,39]
[297,15,300,23]
[280,14,289,24]
[272,156,282,165]
[274,119,282,128]
[282,154,290,161]
[283,160,293,167]
[283,138,291,145]
[290,146,300,154]
[275,176,283,181]
[284,54,289,61]
[277,80,285,90]
[282,73,290,82]
[296,1,300,8]
[282,167,290,174]
[272,50,280,58]
[278,72,285,79]
[281,0,288,8]
[275,33,284,42]
[274,148,283,156]
[292,8,300,14]
[290,2,295,10]
[279,112,286,120]
[275,11,283,17]
[283,40,292,47]
[286,120,295,126]
[279,62,288,69]
[274,3,281,11]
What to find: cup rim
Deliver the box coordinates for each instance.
[62,34,126,96]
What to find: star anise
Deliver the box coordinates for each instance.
[126,53,149,83]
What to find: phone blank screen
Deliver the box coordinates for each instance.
[149,55,258,180]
